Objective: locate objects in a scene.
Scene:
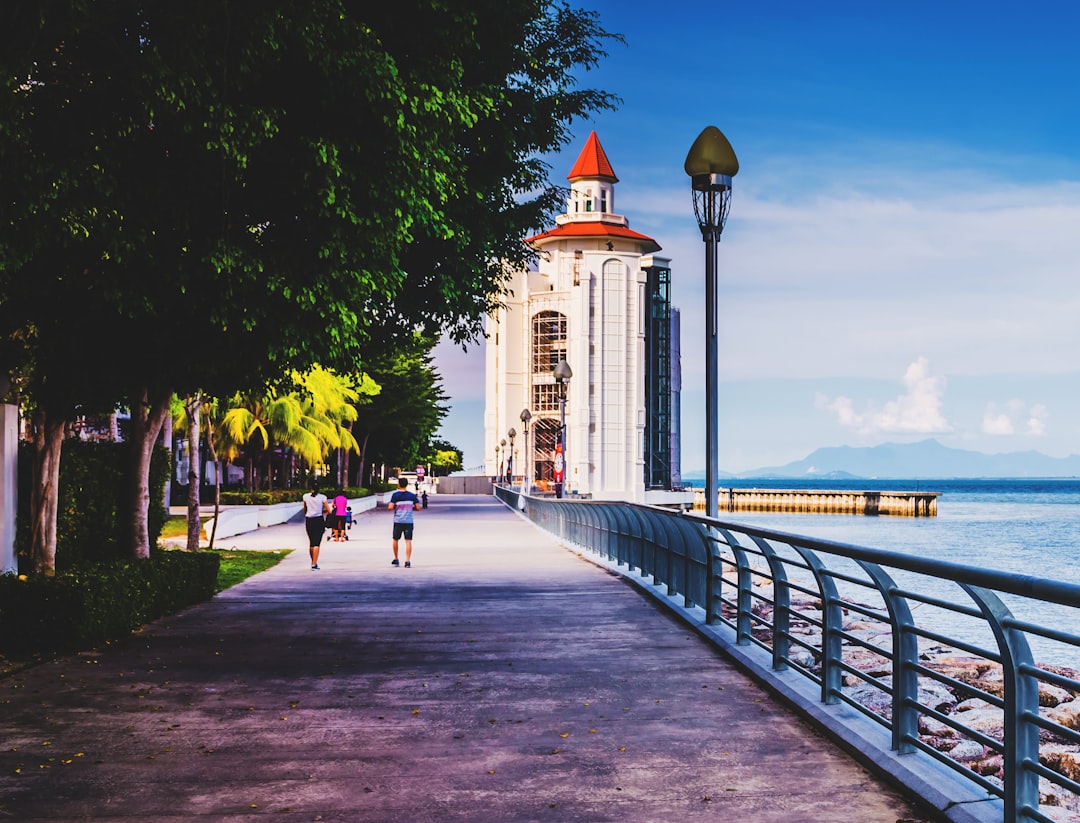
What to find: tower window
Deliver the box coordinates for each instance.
[531,311,567,375]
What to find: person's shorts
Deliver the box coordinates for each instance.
[305,516,325,545]
[335,514,347,530]
[393,523,414,541]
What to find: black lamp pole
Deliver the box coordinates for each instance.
[553,359,572,498]
[507,428,516,485]
[519,408,532,495]
[685,126,738,519]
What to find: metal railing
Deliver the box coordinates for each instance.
[495,486,1080,823]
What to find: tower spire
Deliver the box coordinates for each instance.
[567,131,618,183]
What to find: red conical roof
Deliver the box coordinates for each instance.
[567,131,618,183]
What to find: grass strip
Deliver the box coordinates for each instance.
[213,548,291,593]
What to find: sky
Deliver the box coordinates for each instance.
[433,0,1080,476]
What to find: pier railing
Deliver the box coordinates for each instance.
[494,485,1080,823]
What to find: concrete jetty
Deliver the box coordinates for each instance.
[693,487,940,516]
[0,496,938,821]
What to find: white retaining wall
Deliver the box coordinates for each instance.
[206,496,378,539]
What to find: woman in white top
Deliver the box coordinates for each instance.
[302,483,331,569]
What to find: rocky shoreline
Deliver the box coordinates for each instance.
[740,594,1080,820]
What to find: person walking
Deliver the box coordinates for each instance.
[331,489,348,542]
[302,483,331,570]
[388,477,420,568]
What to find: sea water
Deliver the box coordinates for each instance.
[683,477,1080,666]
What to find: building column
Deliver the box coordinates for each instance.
[1,403,18,574]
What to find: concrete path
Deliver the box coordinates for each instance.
[1,496,937,822]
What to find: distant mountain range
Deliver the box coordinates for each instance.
[729,439,1080,479]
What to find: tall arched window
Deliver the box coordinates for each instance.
[531,311,567,378]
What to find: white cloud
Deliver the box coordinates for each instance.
[816,357,951,435]
[982,407,1014,435]
[1028,404,1048,436]
[982,400,1048,437]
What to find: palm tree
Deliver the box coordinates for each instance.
[221,390,330,491]
[296,365,369,487]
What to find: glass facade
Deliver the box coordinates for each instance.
[644,264,671,489]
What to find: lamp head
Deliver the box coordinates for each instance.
[508,427,516,441]
[500,438,506,447]
[553,359,573,384]
[519,408,532,429]
[685,126,739,191]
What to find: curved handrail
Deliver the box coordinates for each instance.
[495,487,1080,823]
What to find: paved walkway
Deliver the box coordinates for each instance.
[1,496,937,822]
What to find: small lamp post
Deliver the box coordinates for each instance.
[553,359,573,498]
[685,126,738,519]
[519,408,532,495]
[499,438,506,484]
[507,427,516,485]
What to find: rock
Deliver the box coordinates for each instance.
[1048,699,1080,731]
[1042,746,1080,783]
[946,739,984,760]
[1041,683,1075,708]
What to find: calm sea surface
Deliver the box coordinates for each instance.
[682,477,1080,665]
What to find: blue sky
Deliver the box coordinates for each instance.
[434,0,1080,475]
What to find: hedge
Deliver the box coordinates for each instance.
[16,440,170,570]
[0,551,220,659]
[218,485,372,506]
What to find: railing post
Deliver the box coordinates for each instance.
[715,527,753,646]
[704,525,722,625]
[963,585,1040,823]
[751,536,791,671]
[857,562,919,754]
[793,548,843,705]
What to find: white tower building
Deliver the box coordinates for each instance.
[484,132,686,504]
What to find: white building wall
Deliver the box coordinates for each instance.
[483,134,679,501]
[1,403,18,574]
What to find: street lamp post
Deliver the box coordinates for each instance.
[519,408,532,496]
[507,428,516,485]
[499,438,506,484]
[685,126,739,520]
[553,359,572,499]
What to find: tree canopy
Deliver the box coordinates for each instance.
[1,0,620,566]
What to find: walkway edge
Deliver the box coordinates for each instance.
[503,498,1004,823]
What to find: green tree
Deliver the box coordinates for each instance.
[1,1,619,568]
[424,440,464,477]
[354,336,449,485]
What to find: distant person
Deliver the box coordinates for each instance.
[345,505,353,539]
[388,477,421,568]
[421,489,428,509]
[332,489,348,542]
[302,483,331,570]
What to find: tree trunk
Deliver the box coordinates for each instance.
[208,458,221,550]
[127,385,172,560]
[204,416,221,551]
[343,420,354,488]
[184,394,202,551]
[29,408,65,574]
[357,431,370,488]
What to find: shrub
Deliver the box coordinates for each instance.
[219,486,371,505]
[0,551,219,659]
[16,441,170,570]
